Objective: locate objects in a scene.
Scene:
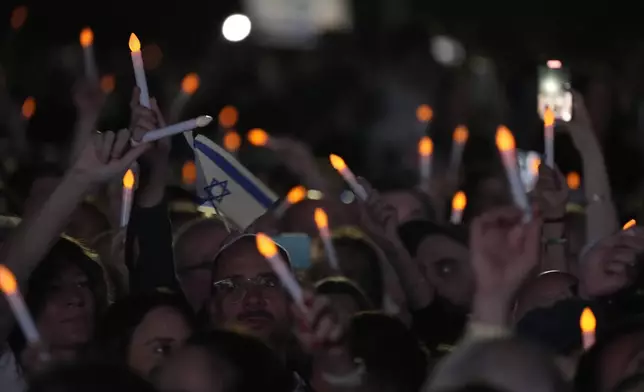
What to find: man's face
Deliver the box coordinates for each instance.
[208,239,291,343]
[176,223,230,311]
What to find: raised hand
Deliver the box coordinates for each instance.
[356,177,399,242]
[531,164,568,220]
[578,228,644,298]
[129,87,171,163]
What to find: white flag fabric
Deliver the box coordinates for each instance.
[190,133,278,229]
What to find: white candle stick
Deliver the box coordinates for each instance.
[79,27,98,83]
[0,266,40,344]
[580,307,596,351]
[120,170,135,227]
[418,136,433,190]
[449,125,469,176]
[256,234,307,313]
[141,115,212,143]
[273,186,306,218]
[450,191,467,225]
[544,107,555,168]
[329,154,368,201]
[314,208,340,271]
[496,126,531,220]
[129,33,150,108]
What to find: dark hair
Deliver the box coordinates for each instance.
[348,312,428,392]
[439,384,510,392]
[332,236,384,308]
[96,291,196,364]
[185,330,294,392]
[8,237,108,359]
[398,219,469,258]
[27,362,155,392]
[315,276,374,312]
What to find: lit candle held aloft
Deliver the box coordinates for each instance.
[129,33,150,108]
[120,170,135,227]
[496,126,531,221]
[450,191,467,225]
[79,27,98,82]
[248,128,269,147]
[580,307,596,351]
[274,186,306,218]
[0,265,41,345]
[329,154,368,201]
[418,136,433,190]
[449,125,469,177]
[141,116,212,143]
[543,107,555,168]
[314,208,340,271]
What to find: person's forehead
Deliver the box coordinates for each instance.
[214,241,272,278]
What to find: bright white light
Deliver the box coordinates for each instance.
[542,78,559,94]
[430,35,465,67]
[222,14,251,42]
[547,60,562,69]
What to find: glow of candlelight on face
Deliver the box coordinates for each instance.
[0,265,41,344]
[140,116,213,143]
[416,104,433,123]
[21,97,35,119]
[580,307,596,350]
[255,233,306,312]
[182,161,197,185]
[543,107,555,168]
[120,170,135,227]
[566,172,580,190]
[128,33,150,108]
[247,129,269,147]
[496,126,531,220]
[449,125,469,176]
[222,14,252,42]
[181,73,200,95]
[450,191,467,225]
[314,208,340,271]
[623,219,636,231]
[223,131,241,152]
[329,154,368,201]
[418,136,433,189]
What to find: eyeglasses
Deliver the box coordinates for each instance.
[212,275,281,303]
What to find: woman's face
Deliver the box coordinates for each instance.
[416,234,473,307]
[127,306,193,379]
[157,346,233,392]
[36,263,95,349]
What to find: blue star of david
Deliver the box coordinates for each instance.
[203,178,231,204]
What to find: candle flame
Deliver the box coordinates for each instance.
[129,33,141,52]
[123,169,135,189]
[0,265,17,295]
[418,136,433,157]
[181,73,200,95]
[566,172,581,190]
[531,157,541,176]
[623,219,636,231]
[329,154,347,171]
[100,75,115,94]
[452,191,467,211]
[416,104,433,122]
[21,97,35,119]
[495,126,516,152]
[182,161,197,185]
[580,307,596,332]
[453,125,469,144]
[314,208,329,229]
[80,27,94,47]
[218,106,238,128]
[286,186,306,204]
[544,107,555,127]
[223,131,241,152]
[247,129,269,146]
[256,233,278,258]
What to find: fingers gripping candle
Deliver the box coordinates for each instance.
[329,154,368,201]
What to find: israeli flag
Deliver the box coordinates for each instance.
[188,133,278,229]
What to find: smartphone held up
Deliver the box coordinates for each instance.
[538,60,572,122]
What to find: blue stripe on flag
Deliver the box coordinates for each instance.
[194,140,274,208]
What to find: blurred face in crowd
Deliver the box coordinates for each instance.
[381,190,428,224]
[175,220,230,311]
[157,346,232,392]
[415,234,473,307]
[127,305,193,379]
[209,238,291,343]
[513,272,577,323]
[281,199,358,237]
[597,331,644,392]
[36,263,95,349]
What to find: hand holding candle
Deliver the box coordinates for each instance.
[274,185,307,218]
[140,115,212,143]
[79,27,98,83]
[330,154,368,200]
[580,307,596,351]
[496,126,531,220]
[0,265,40,345]
[120,169,135,227]
[543,107,555,168]
[314,208,340,271]
[256,233,306,313]
[450,191,467,225]
[129,33,150,108]
[418,136,433,190]
[449,125,469,176]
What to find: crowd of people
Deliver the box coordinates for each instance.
[1,11,644,392]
